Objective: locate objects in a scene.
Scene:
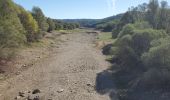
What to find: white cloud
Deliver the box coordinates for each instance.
[106,0,116,13]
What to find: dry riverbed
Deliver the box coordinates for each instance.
[0,30,113,100]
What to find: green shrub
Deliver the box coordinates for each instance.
[0,0,26,59]
[118,24,135,38]
[113,28,167,67]
[131,29,167,56]
[115,34,132,46]
[142,43,170,69]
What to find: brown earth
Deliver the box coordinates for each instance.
[0,30,112,100]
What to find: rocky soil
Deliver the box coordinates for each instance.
[0,31,111,100]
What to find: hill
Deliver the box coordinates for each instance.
[62,14,123,28]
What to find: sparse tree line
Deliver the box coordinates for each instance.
[0,0,79,59]
[101,0,170,100]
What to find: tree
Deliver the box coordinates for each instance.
[31,7,49,32]
[147,0,159,28]
[158,1,170,32]
[18,6,39,42]
[47,18,55,32]
[75,23,80,28]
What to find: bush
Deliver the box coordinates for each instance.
[118,24,135,38]
[142,41,170,69]
[0,0,26,59]
[131,29,167,56]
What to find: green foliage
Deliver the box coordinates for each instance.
[18,7,39,42]
[96,21,117,32]
[0,0,80,60]
[32,7,49,32]
[131,29,167,56]
[74,23,80,28]
[114,23,167,67]
[47,18,55,32]
[0,0,26,59]
[118,24,135,38]
[101,0,170,99]
[142,37,170,69]
[0,0,26,47]
[128,38,170,98]
[133,21,152,29]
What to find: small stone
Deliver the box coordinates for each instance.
[15,71,20,75]
[32,89,41,94]
[22,65,27,67]
[36,56,41,58]
[87,83,91,86]
[19,92,25,97]
[28,91,31,93]
[28,95,40,100]
[57,89,64,93]
[15,96,21,100]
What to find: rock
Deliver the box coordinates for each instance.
[22,64,27,67]
[28,91,31,93]
[87,83,92,86]
[57,89,64,93]
[32,89,41,94]
[19,91,25,97]
[27,95,40,100]
[87,83,94,88]
[15,71,20,75]
[36,56,41,58]
[15,96,21,100]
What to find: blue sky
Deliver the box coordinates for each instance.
[14,0,169,19]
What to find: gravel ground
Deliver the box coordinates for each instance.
[0,32,111,100]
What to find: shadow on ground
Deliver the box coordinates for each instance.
[95,69,119,100]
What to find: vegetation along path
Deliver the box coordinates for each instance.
[0,31,113,100]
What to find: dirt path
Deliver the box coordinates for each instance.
[0,32,111,100]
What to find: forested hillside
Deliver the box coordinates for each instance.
[62,14,123,29]
[63,19,100,27]
[0,0,80,60]
[103,0,170,100]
